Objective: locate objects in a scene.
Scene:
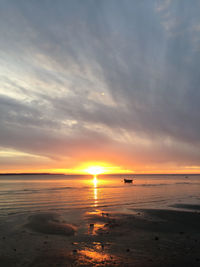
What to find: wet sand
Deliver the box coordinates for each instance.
[1,205,200,266]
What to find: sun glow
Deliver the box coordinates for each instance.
[50,162,134,175]
[86,166,105,175]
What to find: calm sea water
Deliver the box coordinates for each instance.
[0,174,200,216]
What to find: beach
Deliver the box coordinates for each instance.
[1,1,200,265]
[0,174,200,266]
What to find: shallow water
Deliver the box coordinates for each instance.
[0,174,200,216]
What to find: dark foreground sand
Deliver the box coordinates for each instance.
[1,204,200,267]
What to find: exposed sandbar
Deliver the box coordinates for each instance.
[26,212,76,236]
[1,207,200,266]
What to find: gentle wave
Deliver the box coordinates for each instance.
[0,175,200,216]
[1,181,200,196]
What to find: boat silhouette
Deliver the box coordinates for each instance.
[124,178,133,183]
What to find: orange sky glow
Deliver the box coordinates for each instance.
[1,148,200,174]
[1,158,200,175]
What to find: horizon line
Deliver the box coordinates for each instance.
[0,172,199,176]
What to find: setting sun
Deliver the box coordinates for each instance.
[86,166,105,175]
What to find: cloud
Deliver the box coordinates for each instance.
[0,0,200,172]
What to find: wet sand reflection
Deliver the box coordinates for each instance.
[78,248,118,265]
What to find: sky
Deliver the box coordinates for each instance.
[0,0,200,174]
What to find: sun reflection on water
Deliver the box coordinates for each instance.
[93,175,98,187]
[93,175,98,207]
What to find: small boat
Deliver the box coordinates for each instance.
[124,178,133,183]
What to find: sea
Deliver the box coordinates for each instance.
[0,174,200,217]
